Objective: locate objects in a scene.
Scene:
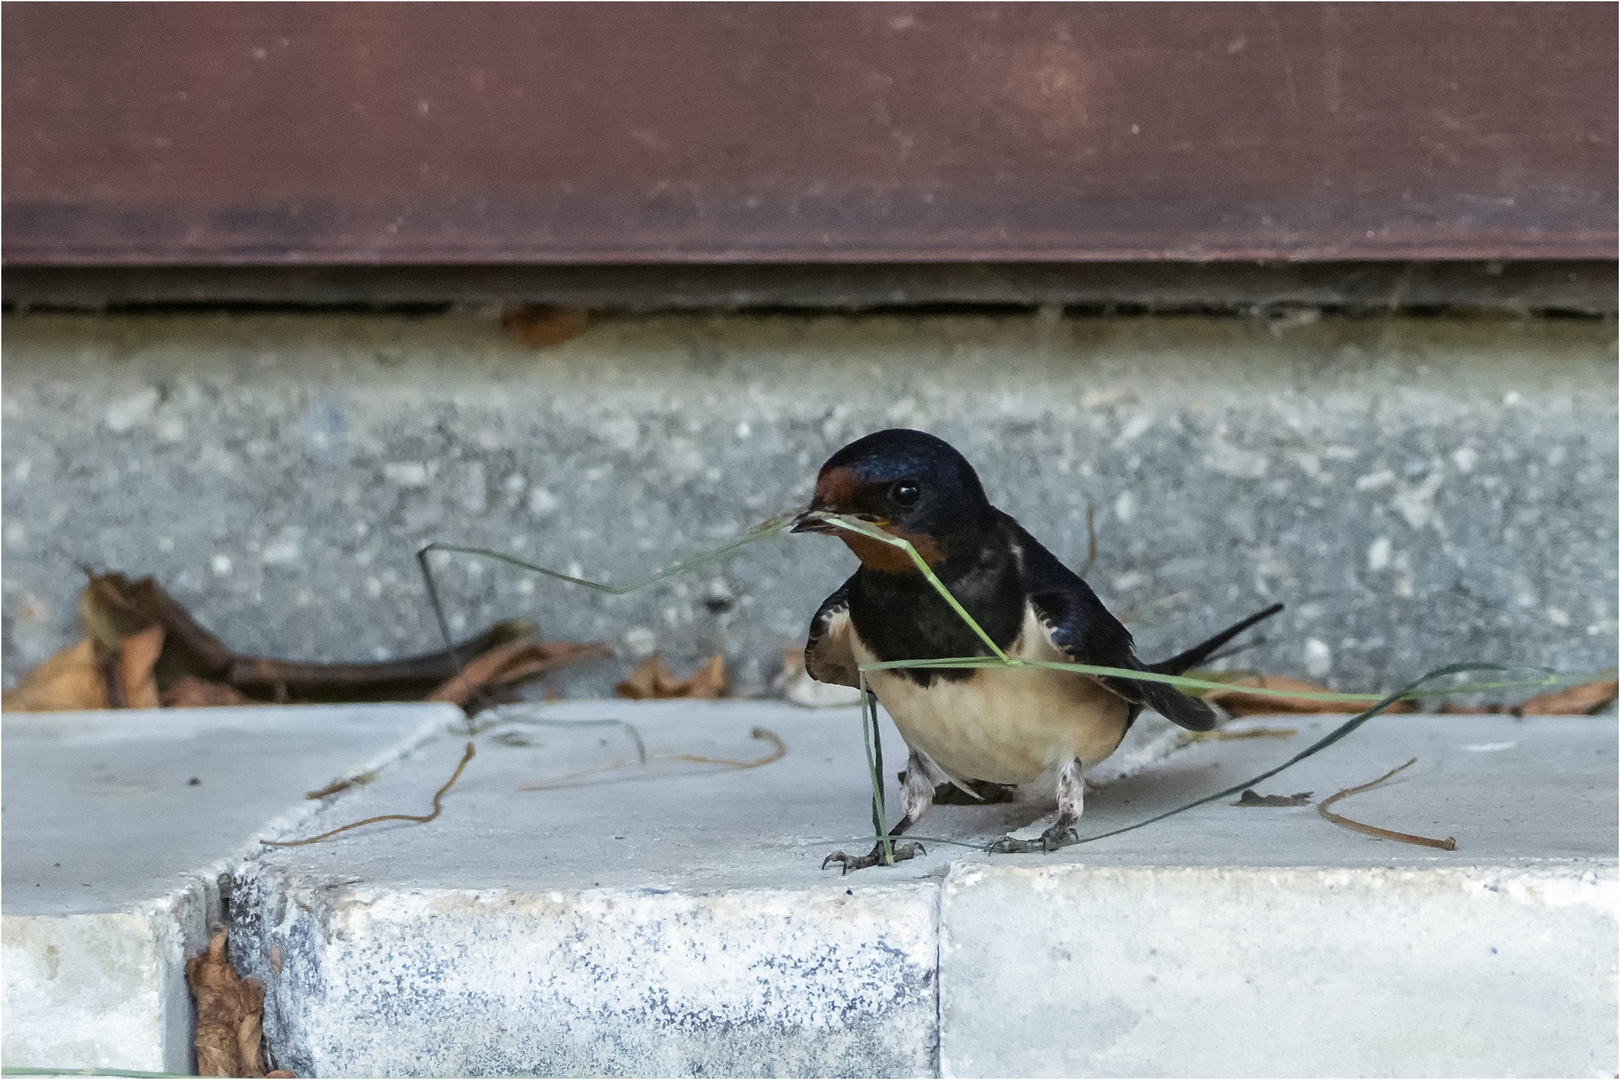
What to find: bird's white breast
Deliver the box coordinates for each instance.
[853,603,1133,785]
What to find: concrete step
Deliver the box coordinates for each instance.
[1,703,460,1073]
[7,700,1615,1076]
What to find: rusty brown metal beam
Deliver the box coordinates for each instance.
[4,2,1615,266]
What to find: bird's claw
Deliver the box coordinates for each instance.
[1040,824,1079,851]
[988,834,1036,855]
[988,822,1078,855]
[821,841,924,874]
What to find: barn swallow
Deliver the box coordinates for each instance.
[792,429,1282,871]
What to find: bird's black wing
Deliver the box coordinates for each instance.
[1013,522,1218,732]
[804,575,861,688]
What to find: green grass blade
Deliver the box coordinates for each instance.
[1056,661,1511,849]
[415,511,797,651]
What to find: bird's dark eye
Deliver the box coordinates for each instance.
[889,480,922,507]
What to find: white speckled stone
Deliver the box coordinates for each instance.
[241,880,938,1077]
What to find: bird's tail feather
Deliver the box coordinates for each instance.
[1149,603,1285,677]
[1139,679,1220,732]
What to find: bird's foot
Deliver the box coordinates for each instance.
[988,817,1079,855]
[821,840,924,875]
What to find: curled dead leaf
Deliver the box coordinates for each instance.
[162,675,254,709]
[118,623,165,709]
[615,652,727,700]
[186,931,266,1077]
[2,625,165,713]
[1,639,107,712]
[1514,679,1619,716]
[428,639,612,707]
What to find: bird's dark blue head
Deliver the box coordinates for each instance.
[792,429,994,573]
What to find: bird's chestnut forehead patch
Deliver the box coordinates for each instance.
[813,465,861,507]
[815,454,925,506]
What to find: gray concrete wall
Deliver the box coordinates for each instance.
[3,310,1614,698]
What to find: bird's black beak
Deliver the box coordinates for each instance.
[791,510,836,534]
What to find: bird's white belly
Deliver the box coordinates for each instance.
[852,608,1132,785]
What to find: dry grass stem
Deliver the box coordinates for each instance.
[1318,758,1457,850]
[518,726,785,791]
[261,743,475,847]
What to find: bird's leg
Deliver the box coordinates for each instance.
[989,758,1084,854]
[823,750,936,874]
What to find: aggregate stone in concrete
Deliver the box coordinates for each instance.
[1,703,457,1073]
[936,713,1618,1078]
[3,311,1614,701]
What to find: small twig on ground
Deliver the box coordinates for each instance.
[1318,757,1456,850]
[1182,726,1298,743]
[261,743,475,847]
[304,770,379,800]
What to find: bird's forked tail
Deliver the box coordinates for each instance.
[1149,603,1285,677]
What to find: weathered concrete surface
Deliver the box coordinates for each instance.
[230,700,1615,1078]
[231,700,963,1077]
[938,711,1619,1079]
[940,863,1614,1079]
[3,312,1614,701]
[0,703,456,1073]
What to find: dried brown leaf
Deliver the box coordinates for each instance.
[427,639,611,706]
[186,931,266,1077]
[682,653,727,699]
[1515,679,1619,716]
[162,675,254,708]
[501,305,592,348]
[1,639,108,712]
[1204,674,1417,717]
[119,623,165,709]
[616,654,676,699]
[79,571,155,649]
[615,652,727,700]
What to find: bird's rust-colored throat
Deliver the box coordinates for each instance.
[810,467,944,574]
[838,528,944,575]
